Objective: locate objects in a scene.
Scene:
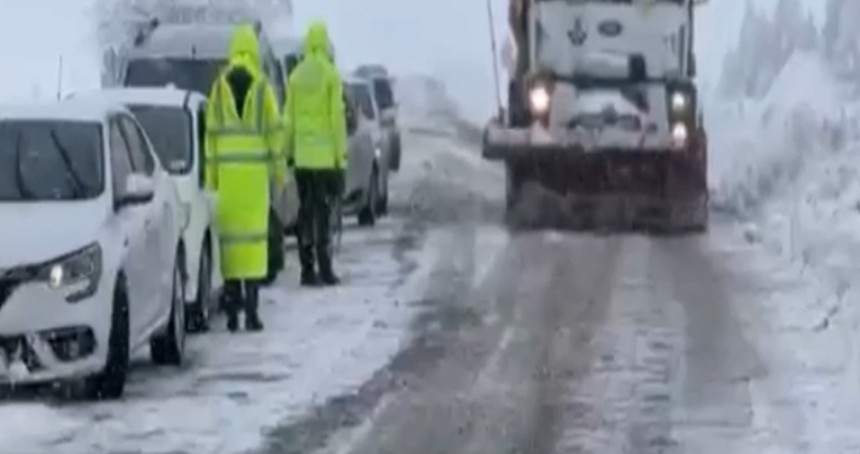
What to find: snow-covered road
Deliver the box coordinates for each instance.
[4,106,860,453]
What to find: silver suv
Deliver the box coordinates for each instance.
[354,65,401,172]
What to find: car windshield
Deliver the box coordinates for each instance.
[129,105,193,175]
[0,120,103,201]
[372,78,395,110]
[347,83,376,120]
[125,58,225,96]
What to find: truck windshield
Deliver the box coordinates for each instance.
[129,105,193,175]
[0,121,104,201]
[125,58,225,97]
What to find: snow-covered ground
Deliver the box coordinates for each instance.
[704,41,860,451]
[0,217,433,454]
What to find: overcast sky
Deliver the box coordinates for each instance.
[0,0,829,120]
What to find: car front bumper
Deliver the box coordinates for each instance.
[0,281,110,384]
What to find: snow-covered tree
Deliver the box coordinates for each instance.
[717,0,821,100]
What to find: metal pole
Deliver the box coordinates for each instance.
[486,0,504,119]
[56,56,64,101]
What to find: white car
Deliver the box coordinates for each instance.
[0,100,186,399]
[69,86,223,333]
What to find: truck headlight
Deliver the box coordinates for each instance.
[42,243,102,303]
[670,91,688,112]
[671,122,689,149]
[529,85,551,115]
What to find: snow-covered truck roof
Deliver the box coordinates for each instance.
[69,87,208,110]
[128,23,275,60]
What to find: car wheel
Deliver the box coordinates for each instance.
[376,173,389,216]
[390,136,401,171]
[185,245,211,333]
[83,276,129,400]
[358,167,379,227]
[151,257,186,366]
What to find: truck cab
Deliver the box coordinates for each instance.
[485,0,709,232]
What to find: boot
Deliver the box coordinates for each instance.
[299,244,319,287]
[224,281,240,333]
[244,283,264,332]
[226,307,240,333]
[245,311,264,332]
[317,247,340,286]
[301,269,319,287]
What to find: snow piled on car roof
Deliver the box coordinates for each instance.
[0,101,117,122]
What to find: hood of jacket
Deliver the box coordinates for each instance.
[303,20,333,60]
[229,24,261,70]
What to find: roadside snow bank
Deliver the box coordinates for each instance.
[710,52,855,217]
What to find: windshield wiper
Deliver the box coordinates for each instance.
[50,130,89,198]
[13,130,36,200]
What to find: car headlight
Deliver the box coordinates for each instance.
[670,91,688,113]
[42,243,102,303]
[529,85,551,115]
[671,122,689,149]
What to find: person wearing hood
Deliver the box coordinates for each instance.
[284,20,348,287]
[204,24,286,332]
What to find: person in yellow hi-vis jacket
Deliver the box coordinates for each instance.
[205,24,286,332]
[284,20,348,287]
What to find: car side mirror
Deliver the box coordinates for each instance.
[116,173,155,210]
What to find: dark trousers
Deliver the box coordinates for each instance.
[295,169,339,275]
[224,279,259,316]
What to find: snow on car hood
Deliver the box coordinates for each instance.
[0,201,107,267]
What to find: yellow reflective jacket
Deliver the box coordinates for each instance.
[284,21,348,170]
[204,24,286,280]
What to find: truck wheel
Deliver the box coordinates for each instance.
[505,162,524,212]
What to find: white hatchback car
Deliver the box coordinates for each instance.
[0,101,186,399]
[70,86,223,333]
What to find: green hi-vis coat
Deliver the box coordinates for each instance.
[284,20,348,170]
[205,24,286,280]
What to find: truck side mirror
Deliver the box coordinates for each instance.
[689,54,697,78]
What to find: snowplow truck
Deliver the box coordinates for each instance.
[484,0,709,233]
